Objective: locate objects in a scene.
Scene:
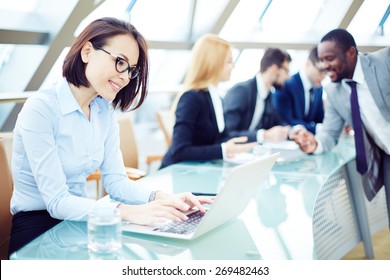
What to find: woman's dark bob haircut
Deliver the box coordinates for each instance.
[63,17,149,111]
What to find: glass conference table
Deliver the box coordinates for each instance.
[10,137,388,260]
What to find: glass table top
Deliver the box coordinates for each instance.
[10,138,355,260]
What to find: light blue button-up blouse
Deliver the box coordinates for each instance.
[10,79,152,221]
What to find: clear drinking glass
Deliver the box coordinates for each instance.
[87,207,122,253]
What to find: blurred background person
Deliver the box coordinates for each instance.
[273,46,325,134]
[160,34,256,168]
[223,48,292,144]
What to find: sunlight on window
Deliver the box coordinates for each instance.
[261,0,324,33]
[0,0,39,11]
[221,0,325,41]
[130,0,192,41]
[348,0,389,35]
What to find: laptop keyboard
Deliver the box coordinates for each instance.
[154,210,206,235]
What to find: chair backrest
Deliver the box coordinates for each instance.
[156,110,175,148]
[0,136,14,260]
[0,132,13,169]
[117,114,139,168]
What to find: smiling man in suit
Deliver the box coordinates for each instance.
[273,46,325,134]
[291,29,390,226]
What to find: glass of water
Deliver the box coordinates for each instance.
[88,207,122,253]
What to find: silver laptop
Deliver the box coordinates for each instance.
[122,153,279,240]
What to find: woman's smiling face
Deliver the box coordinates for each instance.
[82,34,140,101]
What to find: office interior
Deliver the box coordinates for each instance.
[0,0,389,260]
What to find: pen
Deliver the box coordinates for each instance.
[192,192,217,196]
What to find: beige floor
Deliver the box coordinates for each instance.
[341,228,390,260]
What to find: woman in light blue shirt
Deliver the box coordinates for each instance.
[9,17,211,256]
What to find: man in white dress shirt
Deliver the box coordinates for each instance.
[291,29,390,226]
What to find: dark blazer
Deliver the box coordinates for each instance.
[273,73,324,134]
[161,89,229,168]
[223,77,285,142]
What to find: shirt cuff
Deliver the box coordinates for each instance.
[221,143,227,159]
[315,123,323,134]
[95,199,122,212]
[256,129,265,143]
[129,181,155,203]
[313,137,323,154]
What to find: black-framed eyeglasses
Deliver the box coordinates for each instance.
[94,46,140,79]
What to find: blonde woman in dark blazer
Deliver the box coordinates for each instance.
[161,34,256,168]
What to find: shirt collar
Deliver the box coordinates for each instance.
[341,55,365,87]
[208,84,220,98]
[56,78,102,115]
[352,55,365,84]
[255,72,269,100]
[299,69,312,91]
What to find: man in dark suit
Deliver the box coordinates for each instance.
[273,46,325,134]
[291,29,390,226]
[224,48,292,143]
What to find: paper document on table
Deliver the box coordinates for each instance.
[263,141,299,150]
[224,152,254,164]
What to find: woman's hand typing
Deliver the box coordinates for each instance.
[118,191,213,225]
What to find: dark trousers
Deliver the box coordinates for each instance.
[8,210,62,259]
